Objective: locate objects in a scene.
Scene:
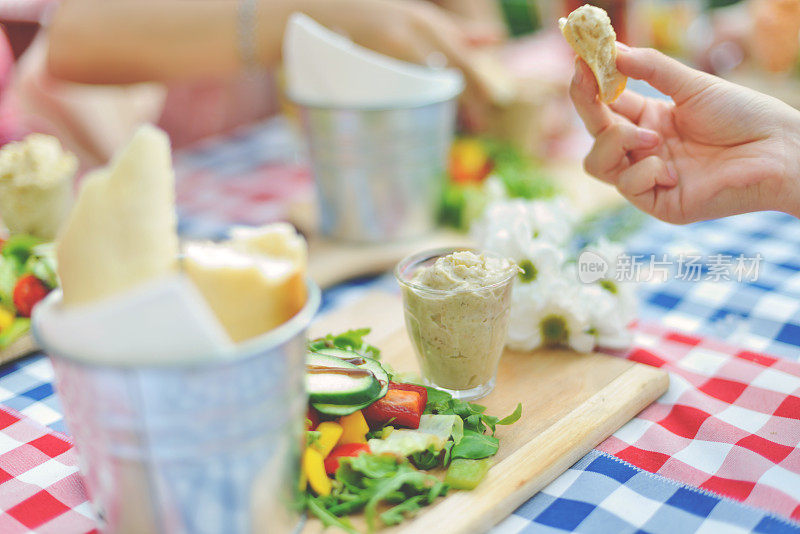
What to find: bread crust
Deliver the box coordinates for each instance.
[559,4,627,103]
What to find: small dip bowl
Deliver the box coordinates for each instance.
[395,247,516,400]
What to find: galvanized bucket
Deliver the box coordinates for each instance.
[295,95,460,243]
[32,281,320,534]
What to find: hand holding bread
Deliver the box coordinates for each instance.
[565,30,800,224]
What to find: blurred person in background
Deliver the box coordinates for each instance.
[10,0,506,166]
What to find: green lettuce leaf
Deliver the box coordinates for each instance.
[309,328,381,359]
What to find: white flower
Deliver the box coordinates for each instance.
[578,282,633,350]
[507,274,595,353]
[574,239,639,350]
[580,239,638,325]
[472,197,575,248]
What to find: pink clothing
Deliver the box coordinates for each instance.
[0,27,24,145]
[158,71,280,149]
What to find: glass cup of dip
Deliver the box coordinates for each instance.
[395,248,517,400]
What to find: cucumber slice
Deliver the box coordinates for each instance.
[314,349,389,399]
[306,352,380,405]
[310,355,389,417]
[312,400,371,417]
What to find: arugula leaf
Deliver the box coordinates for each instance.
[306,495,359,534]
[1,234,41,269]
[498,403,523,426]
[305,430,321,447]
[345,453,401,479]
[307,454,447,533]
[409,444,442,470]
[450,430,499,460]
[379,495,426,526]
[309,328,381,359]
[0,258,17,310]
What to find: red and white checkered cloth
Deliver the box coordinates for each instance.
[175,163,312,230]
[0,324,798,531]
[600,323,800,521]
[0,407,94,534]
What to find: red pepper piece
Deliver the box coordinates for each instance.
[324,443,370,475]
[13,275,50,318]
[388,382,428,413]
[363,389,422,429]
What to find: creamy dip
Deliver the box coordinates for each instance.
[0,134,77,240]
[401,251,516,394]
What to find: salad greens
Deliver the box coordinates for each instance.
[309,328,381,360]
[0,234,57,349]
[303,330,523,532]
[440,137,556,231]
[424,386,522,436]
[307,453,448,533]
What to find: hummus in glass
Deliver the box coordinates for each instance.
[396,249,516,399]
[0,134,77,240]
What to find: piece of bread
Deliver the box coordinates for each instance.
[183,224,308,343]
[56,125,179,306]
[559,5,627,103]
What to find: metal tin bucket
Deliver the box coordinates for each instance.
[32,280,321,534]
[295,96,460,243]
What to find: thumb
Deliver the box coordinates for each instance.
[616,45,711,104]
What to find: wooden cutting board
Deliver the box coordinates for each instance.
[0,333,36,365]
[305,291,669,534]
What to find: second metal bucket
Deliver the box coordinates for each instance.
[32,281,321,534]
[296,97,459,243]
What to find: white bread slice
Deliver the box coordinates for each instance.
[56,125,179,306]
[559,5,627,103]
[228,223,307,265]
[184,224,307,343]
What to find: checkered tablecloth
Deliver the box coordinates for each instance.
[2,118,800,532]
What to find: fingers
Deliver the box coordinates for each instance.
[608,90,647,123]
[569,58,615,136]
[584,123,660,183]
[616,46,710,104]
[614,155,679,218]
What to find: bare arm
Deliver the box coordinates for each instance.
[47,0,307,84]
[46,0,498,89]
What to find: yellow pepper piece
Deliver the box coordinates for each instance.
[0,308,13,332]
[337,410,369,445]
[311,421,343,458]
[302,447,331,496]
[298,463,308,492]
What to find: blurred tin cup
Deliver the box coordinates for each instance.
[32,280,320,534]
[291,81,463,243]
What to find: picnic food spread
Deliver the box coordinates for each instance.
[559,4,627,103]
[400,251,516,391]
[0,135,71,351]
[301,328,522,532]
[42,124,310,363]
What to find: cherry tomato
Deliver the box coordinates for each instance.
[13,275,50,317]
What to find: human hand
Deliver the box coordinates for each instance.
[570,44,800,223]
[304,0,503,129]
